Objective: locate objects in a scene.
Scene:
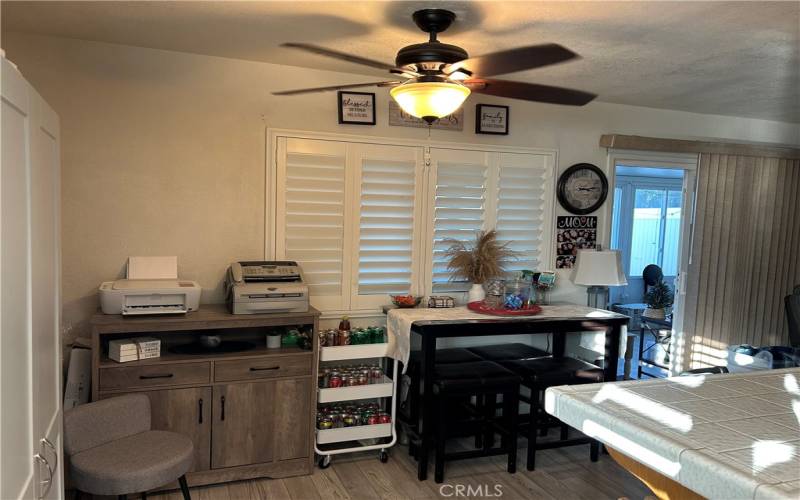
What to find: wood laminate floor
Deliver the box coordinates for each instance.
[149,439,654,500]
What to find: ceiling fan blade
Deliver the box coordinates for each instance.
[272,81,401,96]
[465,78,596,106]
[282,42,413,75]
[446,44,579,77]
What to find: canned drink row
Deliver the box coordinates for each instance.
[318,364,384,388]
[318,326,386,347]
[317,402,391,429]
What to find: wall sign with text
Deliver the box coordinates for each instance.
[555,216,597,269]
[388,101,464,131]
[338,91,376,125]
[475,104,509,135]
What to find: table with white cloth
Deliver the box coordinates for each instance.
[385,304,629,480]
[545,367,800,499]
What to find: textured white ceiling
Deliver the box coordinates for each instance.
[3,1,798,123]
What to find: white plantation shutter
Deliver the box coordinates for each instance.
[276,138,350,310]
[354,144,422,302]
[428,149,491,293]
[495,153,553,273]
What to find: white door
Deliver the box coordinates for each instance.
[1,56,63,500]
[669,169,697,375]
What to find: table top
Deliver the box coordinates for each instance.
[388,304,629,327]
[546,367,800,500]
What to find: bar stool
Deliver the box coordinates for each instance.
[431,360,521,483]
[400,348,484,456]
[499,356,603,470]
[466,342,549,361]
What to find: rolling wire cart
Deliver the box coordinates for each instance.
[315,340,399,468]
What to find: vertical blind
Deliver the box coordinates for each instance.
[683,154,800,369]
[357,157,417,295]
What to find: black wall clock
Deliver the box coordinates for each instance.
[557,163,608,215]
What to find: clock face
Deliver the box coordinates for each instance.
[557,164,608,215]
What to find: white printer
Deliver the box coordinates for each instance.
[99,256,202,315]
[225,261,309,314]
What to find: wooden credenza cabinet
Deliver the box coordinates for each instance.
[90,305,319,487]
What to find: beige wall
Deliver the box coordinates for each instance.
[3,33,798,344]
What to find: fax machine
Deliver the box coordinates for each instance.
[225,261,309,314]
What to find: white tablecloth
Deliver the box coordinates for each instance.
[385,304,628,371]
[546,367,800,499]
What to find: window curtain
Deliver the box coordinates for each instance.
[682,154,800,369]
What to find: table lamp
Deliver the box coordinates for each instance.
[571,249,627,309]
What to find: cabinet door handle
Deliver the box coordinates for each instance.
[220,395,226,421]
[250,366,279,371]
[139,373,174,380]
[198,398,204,424]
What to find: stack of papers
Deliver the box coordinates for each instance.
[109,337,161,363]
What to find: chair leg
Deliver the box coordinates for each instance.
[526,390,539,471]
[504,389,518,474]
[590,440,600,462]
[474,394,484,448]
[178,475,192,500]
[74,491,82,500]
[142,493,147,500]
[482,394,495,452]
[434,397,447,483]
[560,423,569,441]
[118,496,127,500]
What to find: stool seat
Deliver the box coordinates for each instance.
[70,430,194,496]
[434,361,521,394]
[409,348,483,367]
[467,343,549,361]
[500,356,603,388]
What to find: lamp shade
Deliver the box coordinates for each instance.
[390,81,470,122]
[571,250,627,286]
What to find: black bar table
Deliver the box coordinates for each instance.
[404,305,629,480]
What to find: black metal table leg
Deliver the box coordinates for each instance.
[417,329,436,481]
[604,324,621,382]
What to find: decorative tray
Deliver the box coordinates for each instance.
[467,301,543,316]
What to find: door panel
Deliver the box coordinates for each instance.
[146,387,212,471]
[273,378,311,461]
[1,59,34,500]
[211,382,274,469]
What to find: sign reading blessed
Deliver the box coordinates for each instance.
[338,91,376,125]
[388,100,464,131]
[476,104,509,135]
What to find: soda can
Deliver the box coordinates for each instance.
[328,373,343,388]
[318,417,333,430]
[340,330,351,345]
[356,374,369,386]
[367,414,380,425]
[370,367,383,381]
[342,414,356,427]
[378,413,392,424]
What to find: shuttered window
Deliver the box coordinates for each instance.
[275,135,554,312]
[495,153,551,274]
[429,150,490,293]
[277,138,349,310]
[356,147,418,296]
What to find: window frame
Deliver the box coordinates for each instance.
[267,128,558,317]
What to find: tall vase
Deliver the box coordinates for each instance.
[468,283,486,303]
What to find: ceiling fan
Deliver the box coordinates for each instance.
[274,8,596,123]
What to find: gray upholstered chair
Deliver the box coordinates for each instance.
[64,394,193,500]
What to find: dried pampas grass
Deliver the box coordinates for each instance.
[442,230,518,284]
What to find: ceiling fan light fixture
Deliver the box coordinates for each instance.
[390,81,470,123]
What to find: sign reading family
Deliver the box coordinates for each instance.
[476,104,509,135]
[338,91,376,125]
[388,100,464,131]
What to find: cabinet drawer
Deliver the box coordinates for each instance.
[99,362,211,391]
[214,355,311,382]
